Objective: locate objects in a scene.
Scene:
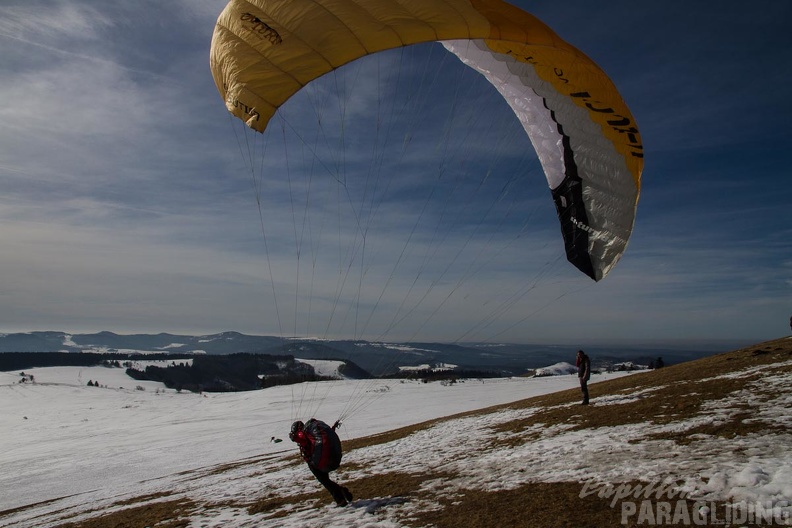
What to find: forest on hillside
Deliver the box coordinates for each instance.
[125,354,342,392]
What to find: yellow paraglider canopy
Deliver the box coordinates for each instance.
[210,0,642,281]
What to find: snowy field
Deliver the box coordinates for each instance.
[0,364,625,515]
[2,355,791,527]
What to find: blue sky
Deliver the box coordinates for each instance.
[0,1,789,345]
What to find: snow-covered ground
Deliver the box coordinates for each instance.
[2,357,791,527]
[0,365,624,516]
[295,358,345,378]
[398,362,457,372]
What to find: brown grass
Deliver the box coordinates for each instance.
[52,498,196,528]
[8,336,790,528]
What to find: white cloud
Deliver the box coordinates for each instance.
[0,2,112,42]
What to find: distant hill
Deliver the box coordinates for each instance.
[0,331,286,355]
[0,330,733,376]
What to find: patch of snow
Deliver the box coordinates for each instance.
[75,346,167,355]
[295,359,345,378]
[533,361,577,377]
[399,363,457,372]
[125,359,194,371]
[612,361,649,370]
[368,343,437,354]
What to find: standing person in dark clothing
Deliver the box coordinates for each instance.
[289,419,353,506]
[576,350,591,405]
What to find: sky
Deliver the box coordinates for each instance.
[2,361,790,525]
[1,1,790,345]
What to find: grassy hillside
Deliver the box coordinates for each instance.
[7,336,792,528]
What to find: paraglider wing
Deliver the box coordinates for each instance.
[210,0,643,281]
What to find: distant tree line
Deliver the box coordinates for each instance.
[0,352,178,372]
[1,351,381,393]
[381,368,502,383]
[125,353,340,393]
[336,361,369,379]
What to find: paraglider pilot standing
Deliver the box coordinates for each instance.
[576,350,591,405]
[290,419,353,506]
